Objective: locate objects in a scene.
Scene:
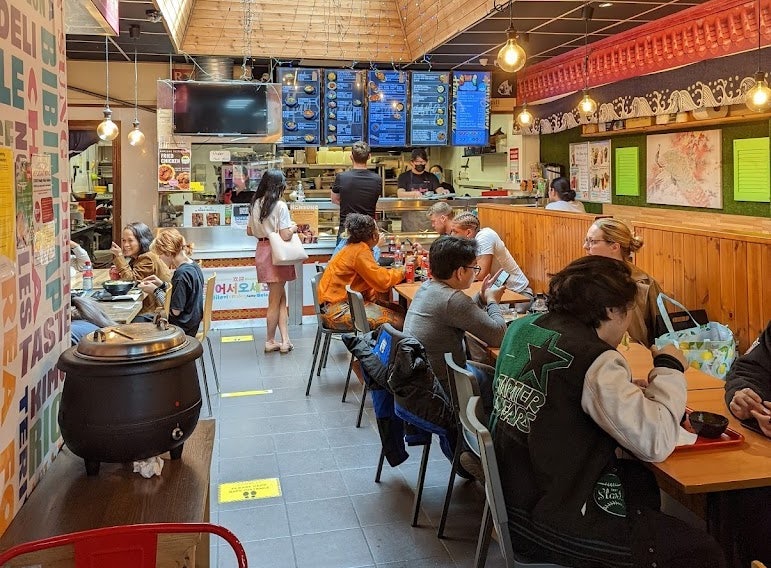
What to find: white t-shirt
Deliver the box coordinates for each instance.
[475,227,530,293]
[545,200,586,213]
[248,199,292,238]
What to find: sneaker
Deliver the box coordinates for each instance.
[459,451,485,483]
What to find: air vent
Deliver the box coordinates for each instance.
[195,57,235,82]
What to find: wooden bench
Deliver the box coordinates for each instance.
[0,420,215,567]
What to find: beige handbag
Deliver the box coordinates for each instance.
[268,232,308,265]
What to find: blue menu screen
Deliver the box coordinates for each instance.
[451,72,491,146]
[409,72,450,146]
[278,68,322,147]
[323,69,365,146]
[366,70,408,147]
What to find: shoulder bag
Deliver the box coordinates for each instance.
[268,231,308,265]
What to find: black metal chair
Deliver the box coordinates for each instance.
[466,396,567,568]
[437,353,482,538]
[305,272,355,396]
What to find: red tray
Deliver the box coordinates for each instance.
[674,409,744,452]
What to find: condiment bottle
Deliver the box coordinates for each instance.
[82,261,93,291]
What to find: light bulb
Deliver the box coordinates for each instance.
[579,92,598,115]
[97,107,119,141]
[127,120,145,146]
[496,35,526,73]
[517,106,533,126]
[746,72,771,112]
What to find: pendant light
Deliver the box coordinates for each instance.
[496,1,526,73]
[127,25,145,147]
[746,0,771,112]
[577,3,598,117]
[96,36,119,141]
[517,102,533,127]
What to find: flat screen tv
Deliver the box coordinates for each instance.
[173,82,269,135]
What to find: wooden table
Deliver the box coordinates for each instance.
[0,420,216,567]
[71,268,144,324]
[394,281,529,306]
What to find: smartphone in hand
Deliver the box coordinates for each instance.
[493,270,510,288]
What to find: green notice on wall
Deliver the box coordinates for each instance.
[615,147,639,196]
[733,137,770,202]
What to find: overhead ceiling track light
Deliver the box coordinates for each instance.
[496,1,526,73]
[96,36,119,141]
[746,0,771,112]
[577,3,598,118]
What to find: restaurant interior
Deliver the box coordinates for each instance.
[1,0,771,565]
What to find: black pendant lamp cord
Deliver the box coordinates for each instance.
[583,3,592,90]
[134,48,139,122]
[758,0,762,72]
[104,36,110,107]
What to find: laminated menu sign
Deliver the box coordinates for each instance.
[366,70,408,147]
[569,142,590,201]
[409,72,450,146]
[279,68,322,147]
[323,69,365,146]
[158,148,191,191]
[451,72,491,146]
[183,204,232,227]
[290,204,319,244]
[588,140,612,203]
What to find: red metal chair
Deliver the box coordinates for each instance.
[0,522,247,567]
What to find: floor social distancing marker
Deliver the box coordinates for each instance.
[221,335,254,343]
[220,389,273,398]
[219,478,281,503]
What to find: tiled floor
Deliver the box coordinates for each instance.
[204,324,506,568]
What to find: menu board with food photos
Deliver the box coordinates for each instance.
[366,70,408,147]
[451,72,491,147]
[409,72,449,146]
[278,68,321,147]
[323,70,365,146]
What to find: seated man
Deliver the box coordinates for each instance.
[426,202,455,235]
[451,212,533,304]
[403,235,507,413]
[492,255,725,568]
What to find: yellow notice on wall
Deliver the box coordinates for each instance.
[219,478,282,503]
[734,137,770,202]
[0,147,16,261]
[221,335,254,343]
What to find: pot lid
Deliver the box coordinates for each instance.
[75,319,188,360]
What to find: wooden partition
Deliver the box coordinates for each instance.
[478,204,771,352]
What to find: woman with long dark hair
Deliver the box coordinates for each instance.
[545,176,585,213]
[247,169,299,353]
[110,221,171,316]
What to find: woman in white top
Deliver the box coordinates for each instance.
[545,176,586,213]
[247,169,299,354]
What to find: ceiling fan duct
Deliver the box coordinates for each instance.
[195,57,234,81]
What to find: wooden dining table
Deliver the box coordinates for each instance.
[394,280,529,306]
[71,268,144,324]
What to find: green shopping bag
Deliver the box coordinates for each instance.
[653,293,736,379]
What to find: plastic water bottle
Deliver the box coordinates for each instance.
[296,180,305,202]
[82,261,93,291]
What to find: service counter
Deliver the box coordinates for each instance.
[178,195,536,328]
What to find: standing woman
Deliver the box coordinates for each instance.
[110,222,171,317]
[138,229,205,337]
[545,176,585,213]
[584,218,662,346]
[247,169,298,354]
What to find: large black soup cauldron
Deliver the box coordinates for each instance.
[57,320,203,476]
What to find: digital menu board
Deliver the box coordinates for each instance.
[323,69,365,146]
[410,72,449,146]
[366,70,408,147]
[278,68,321,146]
[451,71,491,147]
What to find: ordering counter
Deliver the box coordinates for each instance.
[178,196,535,327]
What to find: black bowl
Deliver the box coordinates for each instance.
[378,256,395,267]
[102,281,134,295]
[73,192,97,201]
[689,411,729,438]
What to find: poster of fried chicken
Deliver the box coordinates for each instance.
[158,147,192,191]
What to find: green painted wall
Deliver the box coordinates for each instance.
[540,120,771,217]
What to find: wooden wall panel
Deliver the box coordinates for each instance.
[479,205,771,353]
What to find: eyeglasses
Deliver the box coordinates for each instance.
[584,238,610,247]
[464,265,482,274]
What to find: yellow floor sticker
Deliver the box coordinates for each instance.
[219,478,282,503]
[221,389,273,398]
[221,335,254,343]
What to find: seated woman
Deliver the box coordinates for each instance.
[722,321,771,566]
[318,213,405,331]
[545,176,585,213]
[70,296,115,345]
[110,222,171,317]
[584,217,662,346]
[138,229,205,337]
[69,240,90,278]
[403,235,507,412]
[492,255,725,568]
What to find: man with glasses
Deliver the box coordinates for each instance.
[403,236,507,414]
